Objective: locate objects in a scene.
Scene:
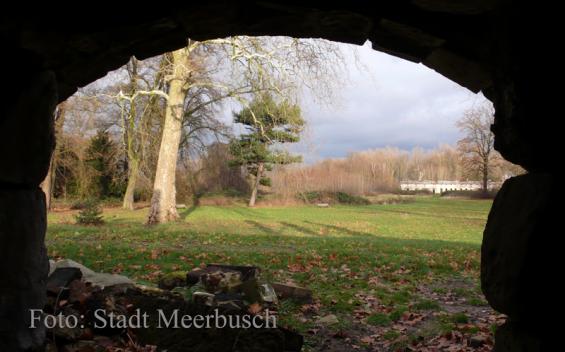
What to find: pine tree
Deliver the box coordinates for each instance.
[230,94,305,206]
[74,199,104,226]
[86,130,124,198]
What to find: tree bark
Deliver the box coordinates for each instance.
[147,49,190,224]
[122,57,140,209]
[482,159,489,194]
[248,162,264,207]
[40,159,53,210]
[40,102,67,211]
[122,158,139,210]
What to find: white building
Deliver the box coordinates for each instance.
[399,180,499,194]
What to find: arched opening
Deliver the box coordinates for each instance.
[43,37,514,351]
[1,4,557,352]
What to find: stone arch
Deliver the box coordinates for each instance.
[0,3,558,351]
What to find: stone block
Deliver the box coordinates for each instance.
[0,70,57,187]
[481,173,559,323]
[0,189,49,350]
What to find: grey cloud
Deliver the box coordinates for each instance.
[219,41,488,163]
[295,43,487,161]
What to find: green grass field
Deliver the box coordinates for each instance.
[46,196,496,350]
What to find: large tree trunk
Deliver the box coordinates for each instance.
[248,162,264,207]
[122,158,139,210]
[147,49,190,224]
[122,57,139,210]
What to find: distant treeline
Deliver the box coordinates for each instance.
[51,130,248,203]
[51,129,521,204]
[270,145,523,197]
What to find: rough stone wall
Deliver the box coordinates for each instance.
[478,4,560,351]
[481,174,558,351]
[0,67,57,350]
[1,2,497,100]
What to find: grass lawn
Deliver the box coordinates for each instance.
[47,196,497,351]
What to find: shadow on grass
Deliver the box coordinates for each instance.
[304,221,374,238]
[279,221,321,236]
[179,204,199,220]
[244,220,283,236]
[367,208,486,221]
[102,217,143,226]
[48,216,481,254]
[227,206,272,220]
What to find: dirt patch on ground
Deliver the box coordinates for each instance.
[300,277,504,351]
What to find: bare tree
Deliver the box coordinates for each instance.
[145,36,349,223]
[53,95,102,200]
[456,104,498,193]
[147,42,234,224]
[40,159,54,210]
[121,57,141,210]
[40,102,67,210]
[81,56,168,209]
[118,57,168,210]
[147,48,192,224]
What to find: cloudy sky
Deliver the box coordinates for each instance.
[225,40,489,163]
[89,39,489,164]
